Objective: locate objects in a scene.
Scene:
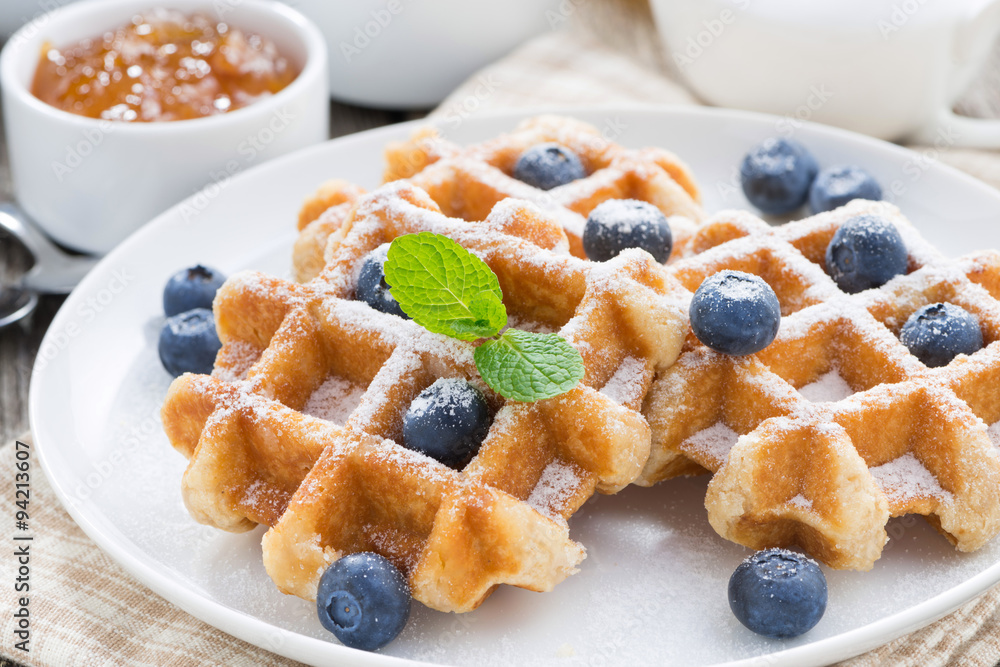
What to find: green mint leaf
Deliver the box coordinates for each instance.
[384,232,507,341]
[449,291,507,338]
[474,329,584,401]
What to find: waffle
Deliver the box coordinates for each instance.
[162,180,690,612]
[293,115,705,281]
[638,199,1000,570]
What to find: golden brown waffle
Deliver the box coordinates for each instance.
[387,115,706,258]
[162,180,690,612]
[293,116,705,281]
[292,179,366,283]
[638,199,1000,570]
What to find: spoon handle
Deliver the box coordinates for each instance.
[0,203,52,260]
[0,203,98,293]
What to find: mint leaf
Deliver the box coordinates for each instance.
[384,232,583,402]
[450,290,507,338]
[474,329,584,401]
[384,233,507,341]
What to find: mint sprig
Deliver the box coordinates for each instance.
[384,233,506,341]
[384,232,584,401]
[474,330,584,402]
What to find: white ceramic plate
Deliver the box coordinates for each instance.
[30,107,1000,667]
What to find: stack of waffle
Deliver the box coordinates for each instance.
[163,116,1000,620]
[162,118,700,610]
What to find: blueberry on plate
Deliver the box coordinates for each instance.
[357,243,410,319]
[729,548,828,639]
[317,552,411,651]
[825,214,907,293]
[512,143,585,191]
[900,303,983,368]
[163,265,226,317]
[689,270,781,356]
[740,137,818,215]
[158,308,222,377]
[402,378,490,469]
[809,165,883,214]
[583,199,673,263]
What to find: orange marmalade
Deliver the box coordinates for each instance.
[31,9,299,122]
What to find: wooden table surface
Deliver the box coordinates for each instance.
[0,101,425,445]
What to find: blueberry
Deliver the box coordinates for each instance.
[729,548,827,639]
[740,138,818,215]
[583,199,673,263]
[357,243,409,319]
[900,303,983,368]
[689,270,781,356]
[809,165,883,213]
[825,214,907,293]
[402,378,490,469]
[512,143,585,191]
[158,308,222,377]
[316,552,410,651]
[163,265,226,317]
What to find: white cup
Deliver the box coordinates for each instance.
[0,0,75,37]
[651,0,1000,146]
[0,0,329,255]
[288,0,561,109]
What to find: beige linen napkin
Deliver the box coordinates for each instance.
[8,8,1000,667]
[0,435,298,666]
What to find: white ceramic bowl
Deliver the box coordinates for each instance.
[0,0,329,255]
[289,0,560,109]
[0,0,69,37]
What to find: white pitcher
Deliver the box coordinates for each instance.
[651,0,1000,146]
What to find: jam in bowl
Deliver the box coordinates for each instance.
[31,8,300,122]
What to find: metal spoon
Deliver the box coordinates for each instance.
[0,203,99,328]
[0,285,36,329]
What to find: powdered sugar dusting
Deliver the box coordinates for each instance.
[990,421,1000,448]
[212,340,260,382]
[682,423,739,466]
[798,370,854,403]
[599,357,647,405]
[349,352,424,430]
[236,270,307,306]
[419,157,588,237]
[588,199,658,234]
[325,299,475,369]
[871,453,953,503]
[360,437,454,488]
[408,378,478,420]
[504,315,557,335]
[302,376,366,425]
[527,461,582,521]
[788,494,813,511]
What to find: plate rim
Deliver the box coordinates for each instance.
[29,104,1000,667]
